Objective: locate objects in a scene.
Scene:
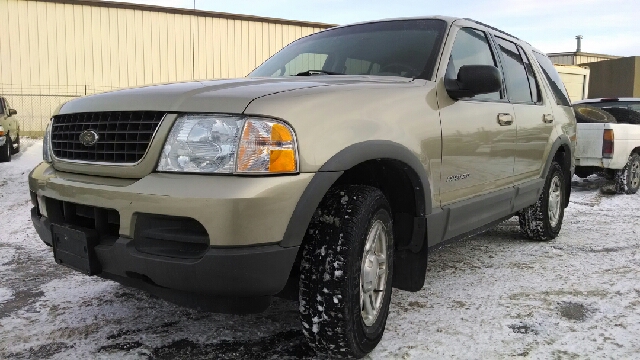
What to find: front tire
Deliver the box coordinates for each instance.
[615,153,640,194]
[0,136,11,162]
[519,161,565,240]
[299,185,394,358]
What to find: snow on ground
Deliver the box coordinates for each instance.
[1,143,640,359]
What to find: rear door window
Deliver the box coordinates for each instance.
[533,52,571,106]
[495,37,532,103]
[446,28,502,101]
[519,47,541,103]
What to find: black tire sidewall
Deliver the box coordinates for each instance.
[298,186,395,358]
[625,154,640,194]
[0,136,10,162]
[346,205,394,347]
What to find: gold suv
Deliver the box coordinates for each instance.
[29,17,576,358]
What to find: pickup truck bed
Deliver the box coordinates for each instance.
[575,122,640,193]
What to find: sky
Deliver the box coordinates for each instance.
[117,0,639,56]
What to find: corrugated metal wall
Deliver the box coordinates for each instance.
[0,0,329,93]
[0,0,331,134]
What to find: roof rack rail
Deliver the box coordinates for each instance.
[463,18,520,40]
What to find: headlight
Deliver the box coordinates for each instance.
[43,122,53,163]
[157,114,298,174]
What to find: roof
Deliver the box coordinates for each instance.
[27,0,336,28]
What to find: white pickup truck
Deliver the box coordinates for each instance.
[574,98,640,194]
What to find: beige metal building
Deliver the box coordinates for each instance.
[581,56,640,99]
[548,51,620,66]
[553,65,590,102]
[0,0,333,135]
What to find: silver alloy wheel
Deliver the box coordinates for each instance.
[630,159,640,189]
[360,219,388,327]
[548,175,562,228]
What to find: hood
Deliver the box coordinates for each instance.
[58,77,412,115]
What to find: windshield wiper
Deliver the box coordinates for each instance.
[294,70,344,76]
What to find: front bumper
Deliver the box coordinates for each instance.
[29,162,314,302]
[29,162,313,246]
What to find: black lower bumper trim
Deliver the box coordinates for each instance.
[31,209,300,302]
[31,207,52,246]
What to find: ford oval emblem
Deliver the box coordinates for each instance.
[79,130,99,146]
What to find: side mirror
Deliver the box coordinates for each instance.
[445,65,502,100]
[8,109,17,116]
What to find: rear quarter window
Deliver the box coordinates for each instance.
[532,52,571,107]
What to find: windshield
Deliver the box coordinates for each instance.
[249,19,447,79]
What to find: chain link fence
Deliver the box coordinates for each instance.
[0,84,121,138]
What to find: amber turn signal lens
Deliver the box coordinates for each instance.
[236,119,297,173]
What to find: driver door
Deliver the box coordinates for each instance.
[437,26,516,205]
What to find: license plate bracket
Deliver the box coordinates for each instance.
[51,224,101,275]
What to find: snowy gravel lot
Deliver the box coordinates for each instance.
[1,143,640,359]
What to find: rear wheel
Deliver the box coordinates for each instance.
[299,185,394,358]
[0,136,11,162]
[615,153,640,194]
[519,161,565,240]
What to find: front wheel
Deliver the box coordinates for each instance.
[0,136,11,162]
[519,161,565,240]
[299,185,394,358]
[615,153,640,194]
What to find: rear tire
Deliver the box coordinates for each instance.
[614,153,640,194]
[299,185,394,358]
[0,136,11,162]
[519,161,565,240]
[603,107,640,125]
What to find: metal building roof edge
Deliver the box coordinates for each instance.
[26,0,337,28]
[547,51,621,59]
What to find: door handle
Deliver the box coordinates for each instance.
[543,114,554,123]
[497,113,513,126]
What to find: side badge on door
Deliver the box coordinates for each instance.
[446,173,470,182]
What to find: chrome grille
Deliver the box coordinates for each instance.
[51,112,165,164]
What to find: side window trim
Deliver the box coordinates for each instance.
[517,46,543,106]
[532,50,572,107]
[490,35,541,106]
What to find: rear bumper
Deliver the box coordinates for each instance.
[32,207,298,298]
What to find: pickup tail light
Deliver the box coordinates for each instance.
[602,129,614,159]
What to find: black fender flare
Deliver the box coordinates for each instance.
[279,140,432,247]
[542,134,573,179]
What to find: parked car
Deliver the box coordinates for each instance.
[573,99,640,194]
[29,17,576,358]
[0,96,21,162]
